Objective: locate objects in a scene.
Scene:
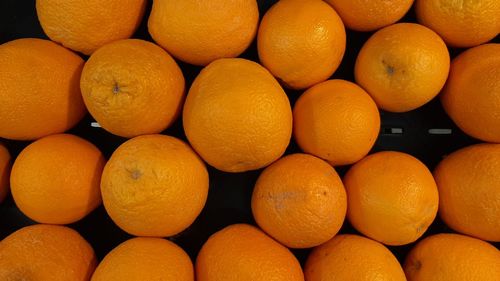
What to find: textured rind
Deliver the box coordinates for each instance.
[0,143,11,203]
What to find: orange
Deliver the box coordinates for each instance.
[80,39,185,138]
[416,0,500,48]
[404,233,500,281]
[196,224,304,281]
[440,44,500,143]
[344,151,439,246]
[0,143,11,203]
[183,58,292,173]
[258,0,346,90]
[0,38,85,140]
[252,153,346,248]
[91,237,193,281]
[101,134,208,237]
[293,79,380,166]
[355,23,450,112]
[148,0,259,66]
[305,234,407,281]
[0,224,96,281]
[36,0,146,55]
[434,143,500,242]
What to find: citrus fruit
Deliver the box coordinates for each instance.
[293,79,380,166]
[0,38,85,140]
[355,23,450,112]
[11,134,105,224]
[0,143,11,203]
[183,58,292,173]
[80,39,185,138]
[148,0,259,66]
[196,224,304,281]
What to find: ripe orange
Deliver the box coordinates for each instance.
[91,237,193,281]
[36,0,146,55]
[10,134,105,224]
[0,224,96,281]
[355,23,450,112]
[258,0,346,90]
[183,58,292,173]
[80,39,185,138]
[293,79,380,166]
[404,233,500,281]
[344,151,439,246]
[101,134,208,237]
[440,43,500,143]
[0,38,85,140]
[251,153,347,248]
[0,143,11,203]
[196,224,304,281]
[148,0,259,66]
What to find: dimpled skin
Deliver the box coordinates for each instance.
[196,224,304,281]
[148,0,259,66]
[0,143,11,203]
[36,0,146,55]
[10,134,105,224]
[80,39,185,138]
[0,38,86,141]
[404,233,500,281]
[434,143,500,242]
[293,79,380,166]
[344,151,439,246]
[441,44,500,143]
[305,234,407,281]
[183,58,292,173]
[355,23,450,113]
[258,0,346,90]
[91,238,194,281]
[101,134,209,237]
[251,153,347,249]
[0,224,96,281]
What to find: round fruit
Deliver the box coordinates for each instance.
[0,143,11,203]
[183,58,292,173]
[148,0,258,66]
[252,153,347,248]
[293,79,380,166]
[101,134,208,237]
[404,233,500,281]
[196,224,304,281]
[305,234,407,281]
[0,38,85,140]
[441,44,500,142]
[11,134,105,224]
[91,237,193,281]
[355,23,450,112]
[344,151,439,245]
[258,0,345,90]
[36,0,146,55]
[0,224,96,281]
[80,39,185,138]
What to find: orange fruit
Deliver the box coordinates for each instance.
[293,79,380,166]
[148,0,259,66]
[11,134,105,224]
[0,38,85,140]
[91,237,193,281]
[355,23,450,112]
[440,43,500,143]
[80,39,185,138]
[196,224,304,281]
[416,0,500,48]
[0,143,11,203]
[101,134,208,237]
[0,224,96,281]
[36,0,147,55]
[404,233,500,281]
[305,234,407,281]
[183,58,292,173]
[344,151,439,245]
[433,143,500,242]
[257,0,346,90]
